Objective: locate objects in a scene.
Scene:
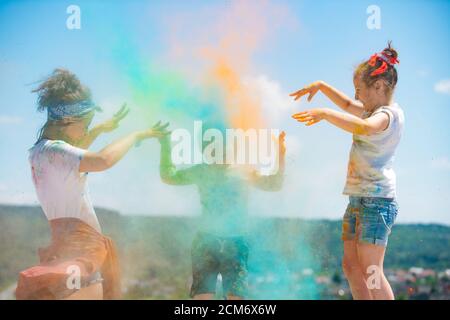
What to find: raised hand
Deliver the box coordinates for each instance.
[99,103,130,133]
[136,121,171,144]
[279,131,286,155]
[289,81,323,102]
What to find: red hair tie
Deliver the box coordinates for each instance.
[368,52,399,77]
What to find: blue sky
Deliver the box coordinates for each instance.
[0,0,449,224]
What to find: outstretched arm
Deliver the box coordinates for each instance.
[159,135,199,185]
[292,108,389,135]
[290,81,364,117]
[249,131,286,191]
[78,104,130,149]
[79,121,169,172]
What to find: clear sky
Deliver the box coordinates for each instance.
[1,0,449,224]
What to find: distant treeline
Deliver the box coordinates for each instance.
[0,204,449,297]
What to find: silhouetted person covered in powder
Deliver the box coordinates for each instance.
[158,131,286,300]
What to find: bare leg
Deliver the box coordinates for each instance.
[193,293,215,300]
[357,243,394,300]
[63,283,103,300]
[342,240,372,300]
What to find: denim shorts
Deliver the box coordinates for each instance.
[342,196,398,247]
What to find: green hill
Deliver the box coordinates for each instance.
[0,204,449,299]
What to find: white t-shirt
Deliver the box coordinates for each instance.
[29,139,101,232]
[343,103,404,198]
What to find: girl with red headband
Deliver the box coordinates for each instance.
[290,42,404,300]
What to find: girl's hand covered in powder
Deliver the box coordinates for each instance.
[289,81,323,102]
[98,103,130,133]
[291,108,327,126]
[279,131,286,155]
[136,121,171,143]
[290,81,328,126]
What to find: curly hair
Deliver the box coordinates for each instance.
[32,68,92,111]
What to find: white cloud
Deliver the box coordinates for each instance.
[431,156,450,170]
[285,135,302,158]
[434,79,450,95]
[243,74,296,126]
[0,115,23,125]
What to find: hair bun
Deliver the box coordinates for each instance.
[382,41,399,62]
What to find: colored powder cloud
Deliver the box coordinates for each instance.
[107,0,294,131]
[102,0,319,299]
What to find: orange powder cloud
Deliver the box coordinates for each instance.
[161,0,293,130]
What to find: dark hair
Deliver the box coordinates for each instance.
[32,68,91,111]
[355,41,399,94]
